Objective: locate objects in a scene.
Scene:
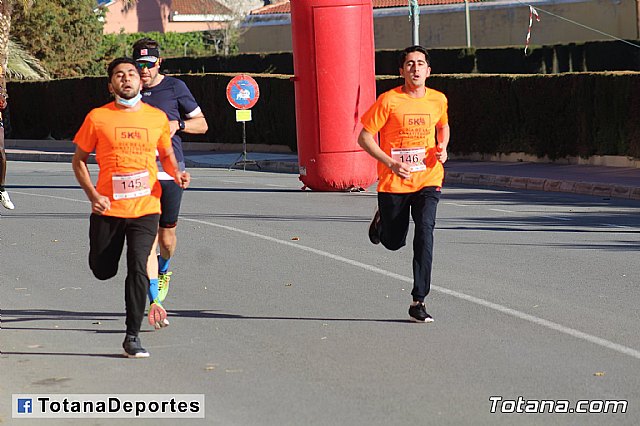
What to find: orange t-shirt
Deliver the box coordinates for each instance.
[74,102,172,218]
[361,86,448,193]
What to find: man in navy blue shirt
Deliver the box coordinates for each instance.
[133,38,208,328]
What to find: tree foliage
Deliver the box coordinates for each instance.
[1,1,36,95]
[216,0,262,15]
[11,0,103,78]
[207,0,262,55]
[6,0,262,78]
[100,31,215,61]
[7,39,50,80]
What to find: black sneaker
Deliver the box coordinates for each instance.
[122,335,150,358]
[408,303,434,323]
[368,208,381,245]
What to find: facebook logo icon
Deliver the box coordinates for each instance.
[17,398,32,413]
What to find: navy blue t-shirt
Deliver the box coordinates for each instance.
[141,76,201,164]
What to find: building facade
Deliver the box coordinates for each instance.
[239,0,638,53]
[101,0,234,34]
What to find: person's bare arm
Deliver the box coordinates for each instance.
[358,129,411,179]
[72,146,110,214]
[157,144,191,189]
[183,113,208,134]
[435,124,450,164]
[168,113,208,137]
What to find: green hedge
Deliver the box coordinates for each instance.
[100,31,217,62]
[177,73,296,148]
[30,36,638,78]
[7,77,112,140]
[162,53,294,75]
[7,72,640,159]
[6,74,297,151]
[160,40,640,76]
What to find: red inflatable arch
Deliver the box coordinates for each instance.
[291,0,377,191]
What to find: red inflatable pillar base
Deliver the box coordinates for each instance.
[299,150,377,192]
[291,0,377,192]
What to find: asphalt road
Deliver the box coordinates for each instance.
[1,162,639,425]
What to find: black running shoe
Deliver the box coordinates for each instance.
[368,208,381,245]
[408,303,434,323]
[122,335,150,358]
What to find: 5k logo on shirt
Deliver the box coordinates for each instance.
[400,114,432,139]
[118,128,146,141]
[404,114,430,127]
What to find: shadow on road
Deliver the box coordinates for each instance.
[2,308,412,326]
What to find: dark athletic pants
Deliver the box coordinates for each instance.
[89,214,159,336]
[378,187,441,303]
[0,122,6,188]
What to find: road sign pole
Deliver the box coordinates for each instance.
[226,74,261,171]
[242,121,247,171]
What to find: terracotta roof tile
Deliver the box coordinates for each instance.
[251,0,487,15]
[251,0,290,15]
[172,0,233,15]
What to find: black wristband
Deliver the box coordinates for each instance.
[178,120,186,131]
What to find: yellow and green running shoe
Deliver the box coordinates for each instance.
[158,271,172,303]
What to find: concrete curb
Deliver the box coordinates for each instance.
[184,158,299,174]
[7,151,295,174]
[6,150,640,200]
[7,151,97,164]
[445,172,640,200]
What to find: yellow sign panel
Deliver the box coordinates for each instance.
[236,109,252,122]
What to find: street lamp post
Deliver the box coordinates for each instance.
[409,0,420,45]
[465,0,471,47]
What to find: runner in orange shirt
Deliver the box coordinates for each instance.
[358,46,450,323]
[72,57,190,358]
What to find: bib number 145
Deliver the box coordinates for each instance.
[112,170,151,200]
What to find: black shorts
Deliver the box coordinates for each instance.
[88,213,160,280]
[159,179,184,228]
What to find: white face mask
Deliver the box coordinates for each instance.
[114,92,142,107]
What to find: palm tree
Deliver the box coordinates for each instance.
[2,0,130,86]
[0,0,33,102]
[7,39,49,80]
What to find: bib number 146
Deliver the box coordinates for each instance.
[391,147,426,172]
